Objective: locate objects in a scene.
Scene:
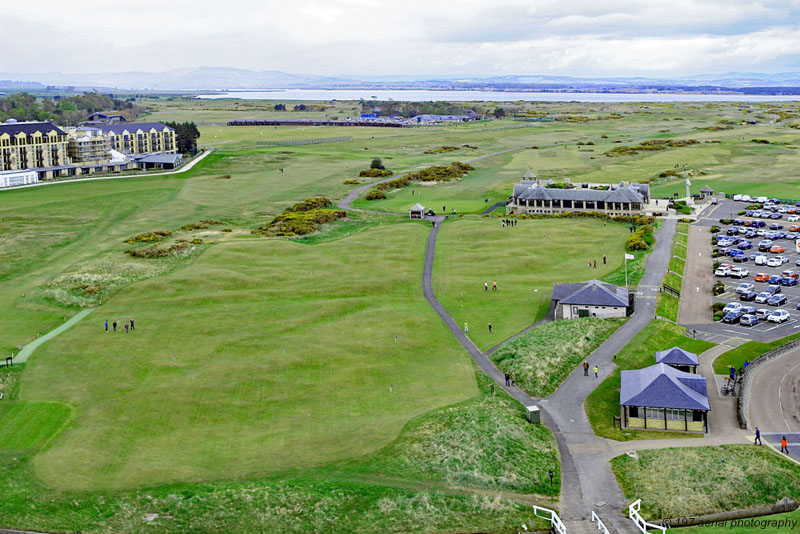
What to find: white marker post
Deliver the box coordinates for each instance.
[624,253,635,288]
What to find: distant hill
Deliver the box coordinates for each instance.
[2,67,800,93]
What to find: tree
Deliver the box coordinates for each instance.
[274,104,286,111]
[164,121,201,154]
[293,104,306,111]
[370,158,385,170]
[493,107,506,118]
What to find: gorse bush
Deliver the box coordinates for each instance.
[124,231,172,244]
[423,146,459,154]
[255,196,347,236]
[364,162,474,200]
[626,224,654,251]
[605,138,700,157]
[180,220,223,231]
[358,168,393,178]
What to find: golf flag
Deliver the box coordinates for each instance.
[625,253,635,260]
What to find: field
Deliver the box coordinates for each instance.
[4,97,800,531]
[612,445,800,519]
[585,320,714,440]
[434,217,630,350]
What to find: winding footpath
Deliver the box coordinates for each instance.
[13,308,95,363]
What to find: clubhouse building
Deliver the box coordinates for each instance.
[508,178,649,217]
[551,280,632,320]
[0,118,179,184]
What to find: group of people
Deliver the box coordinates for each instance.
[504,372,515,387]
[587,256,607,268]
[583,361,599,378]
[483,281,498,291]
[501,219,516,228]
[105,318,135,334]
[754,427,792,455]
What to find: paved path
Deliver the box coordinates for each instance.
[0,150,215,192]
[678,224,712,325]
[13,308,94,364]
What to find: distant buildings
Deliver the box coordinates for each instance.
[0,118,179,185]
[508,178,649,217]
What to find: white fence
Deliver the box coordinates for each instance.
[629,499,667,534]
[591,510,611,534]
[533,505,566,534]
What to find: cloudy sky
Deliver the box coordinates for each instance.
[3,0,800,77]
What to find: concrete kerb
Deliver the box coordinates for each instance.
[738,338,800,429]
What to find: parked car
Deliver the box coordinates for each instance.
[788,215,800,222]
[768,310,791,323]
[745,230,758,238]
[785,232,798,240]
[741,305,758,315]
[738,241,753,250]
[728,227,741,236]
[730,267,749,278]
[781,270,798,279]
[796,258,800,266]
[769,274,783,284]
[758,240,773,251]
[733,194,743,201]
[723,311,743,324]
[740,314,759,326]
[767,257,783,268]
[768,294,787,306]
[756,308,771,319]
[766,285,782,295]
[754,272,770,282]
[781,277,798,286]
[752,252,767,263]
[770,245,786,253]
[715,266,731,277]
[770,223,784,230]
[755,292,772,304]
[733,219,745,226]
[736,283,755,294]
[723,302,743,313]
[777,255,790,264]
[731,251,748,262]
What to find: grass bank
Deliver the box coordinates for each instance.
[712,331,800,375]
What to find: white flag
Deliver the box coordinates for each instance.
[625,253,635,260]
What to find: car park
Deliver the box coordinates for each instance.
[723,311,743,323]
[740,314,759,326]
[768,310,791,323]
[768,294,787,306]
[730,267,749,278]
[781,277,798,286]
[755,292,771,304]
[723,302,743,313]
[736,283,755,294]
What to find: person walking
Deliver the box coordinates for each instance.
[583,361,589,376]
[511,372,515,386]
[125,323,129,334]
[112,321,117,332]
[593,365,599,378]
[464,321,469,333]
[754,427,762,445]
[488,323,492,333]
[130,318,135,331]
[105,320,108,333]
[492,281,497,291]
[505,372,510,387]
[485,282,489,292]
[603,255,606,265]
[781,436,789,454]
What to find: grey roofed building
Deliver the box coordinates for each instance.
[655,346,699,368]
[552,280,629,307]
[700,185,714,193]
[92,122,174,134]
[620,363,709,411]
[0,120,66,137]
[508,179,649,216]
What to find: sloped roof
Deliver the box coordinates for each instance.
[93,122,173,134]
[409,203,425,212]
[700,185,715,193]
[0,121,66,137]
[512,182,644,204]
[620,363,709,411]
[655,346,699,366]
[552,280,628,307]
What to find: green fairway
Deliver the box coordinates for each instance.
[433,217,631,350]
[0,402,71,451]
[21,225,478,491]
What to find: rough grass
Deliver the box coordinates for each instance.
[674,232,689,247]
[491,318,625,397]
[671,240,687,259]
[612,445,800,519]
[359,373,560,495]
[656,292,680,322]
[586,320,714,440]
[712,331,800,375]
[668,255,686,275]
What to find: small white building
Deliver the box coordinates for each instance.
[551,280,632,320]
[0,169,38,188]
[409,203,425,219]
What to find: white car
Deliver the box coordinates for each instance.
[757,229,767,236]
[736,283,755,294]
[777,255,790,264]
[715,266,731,277]
[730,267,749,278]
[767,257,782,268]
[723,302,743,313]
[768,310,791,323]
[742,195,752,202]
[733,194,743,201]
[757,196,768,203]
[788,215,800,222]
[755,292,771,304]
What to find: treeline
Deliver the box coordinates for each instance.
[164,121,201,154]
[0,92,142,125]
[359,100,477,118]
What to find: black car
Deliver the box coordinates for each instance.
[739,291,757,301]
[766,285,782,295]
[425,209,436,216]
[770,223,784,230]
[768,294,788,306]
[722,311,743,324]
